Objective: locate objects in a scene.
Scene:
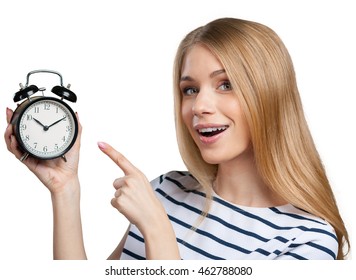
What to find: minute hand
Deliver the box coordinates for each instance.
[47,116,67,129]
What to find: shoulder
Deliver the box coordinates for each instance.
[149,170,207,213]
[272,205,339,260]
[150,170,201,192]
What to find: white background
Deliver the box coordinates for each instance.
[0,0,354,278]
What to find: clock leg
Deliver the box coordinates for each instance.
[20,152,29,162]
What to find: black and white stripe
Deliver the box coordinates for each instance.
[120,171,338,260]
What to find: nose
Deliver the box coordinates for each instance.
[192,88,215,116]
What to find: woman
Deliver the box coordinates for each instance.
[5,17,350,260]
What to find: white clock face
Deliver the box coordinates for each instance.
[18,98,77,159]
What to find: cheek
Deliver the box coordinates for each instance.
[181,100,193,128]
[222,98,250,139]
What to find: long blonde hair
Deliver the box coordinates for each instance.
[173,18,350,259]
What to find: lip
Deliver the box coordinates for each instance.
[193,123,229,145]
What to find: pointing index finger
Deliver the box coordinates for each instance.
[98,141,138,175]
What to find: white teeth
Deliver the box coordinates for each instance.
[199,126,227,133]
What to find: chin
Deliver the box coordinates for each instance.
[200,152,224,165]
[199,146,253,165]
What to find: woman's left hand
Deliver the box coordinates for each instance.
[99,141,180,259]
[97,142,168,235]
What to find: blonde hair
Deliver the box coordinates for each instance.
[173,18,350,259]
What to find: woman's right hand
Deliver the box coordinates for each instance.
[5,107,87,260]
[4,107,82,195]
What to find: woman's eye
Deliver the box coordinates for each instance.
[218,81,232,91]
[182,87,199,96]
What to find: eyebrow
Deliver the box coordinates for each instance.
[210,69,226,78]
[180,69,226,82]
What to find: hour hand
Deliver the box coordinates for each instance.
[33,118,47,130]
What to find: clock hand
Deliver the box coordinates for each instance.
[47,116,67,129]
[33,118,48,131]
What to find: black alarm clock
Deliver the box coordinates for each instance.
[11,70,78,161]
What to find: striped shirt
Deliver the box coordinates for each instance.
[120,171,338,260]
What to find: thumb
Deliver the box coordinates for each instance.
[6,107,13,124]
[97,141,139,175]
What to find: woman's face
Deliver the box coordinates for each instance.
[180,44,252,165]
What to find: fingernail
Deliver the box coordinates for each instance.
[97,142,106,150]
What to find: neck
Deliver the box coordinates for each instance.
[214,147,286,208]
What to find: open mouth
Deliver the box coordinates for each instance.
[197,126,228,137]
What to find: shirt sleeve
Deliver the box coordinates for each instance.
[275,227,338,260]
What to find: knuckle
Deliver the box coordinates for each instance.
[115,152,126,165]
[113,179,120,189]
[125,176,135,185]
[114,189,120,197]
[111,198,120,209]
[111,196,125,212]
